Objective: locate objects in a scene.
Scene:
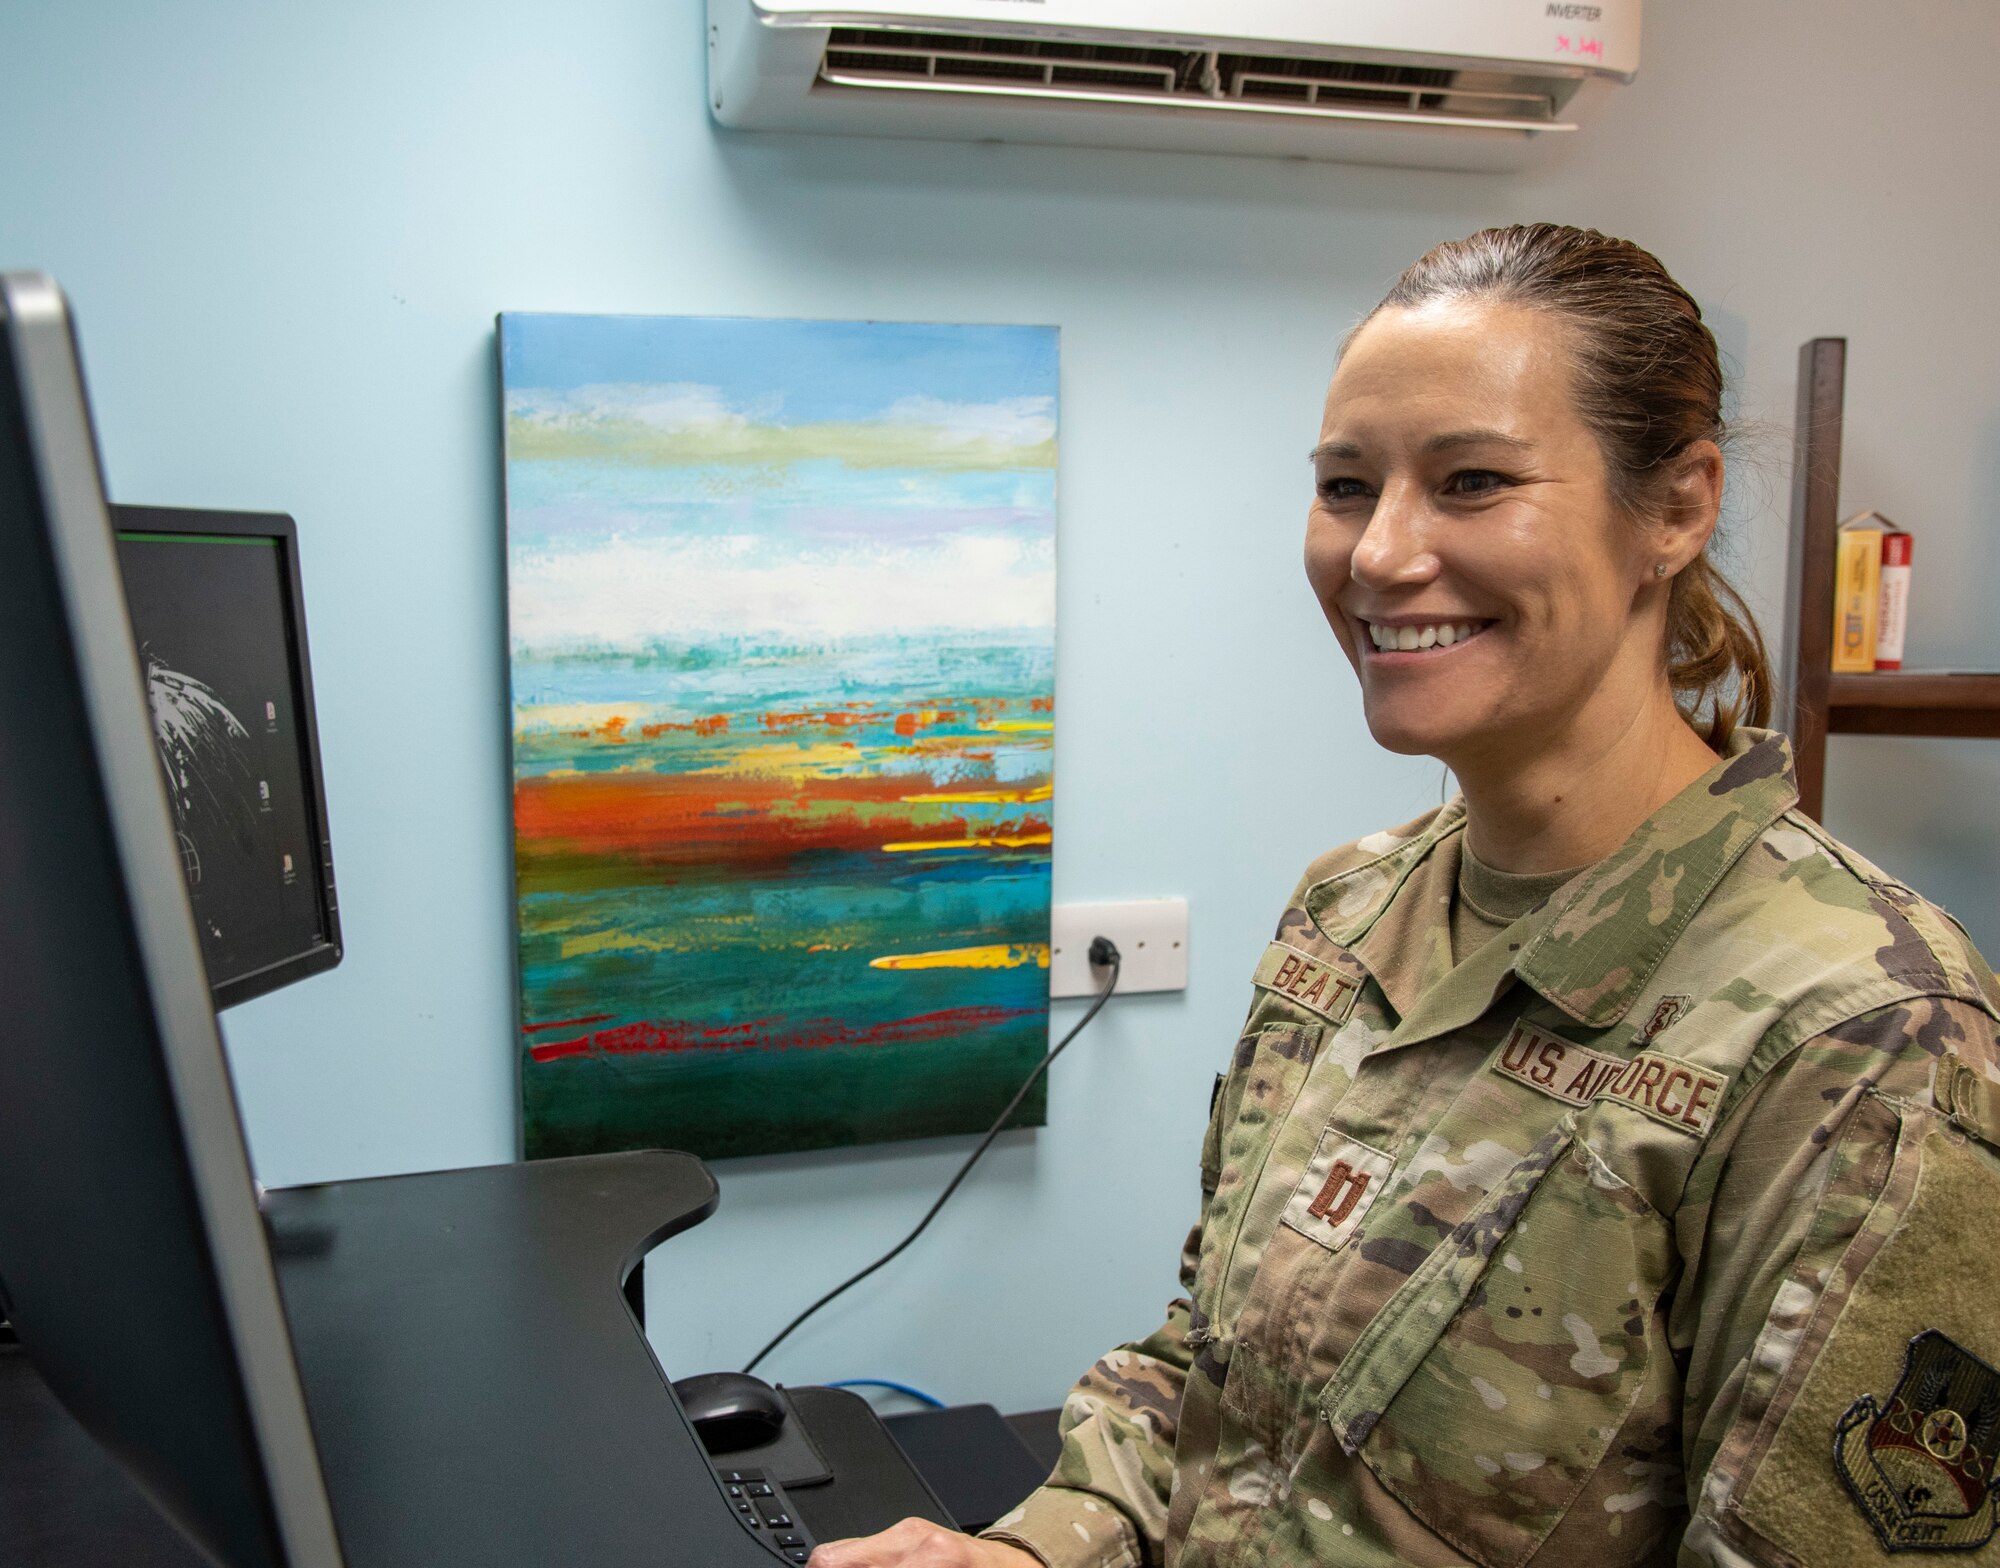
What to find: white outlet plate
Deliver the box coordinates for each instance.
[1049,898,1189,999]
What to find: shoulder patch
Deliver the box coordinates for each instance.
[1836,1329,2000,1553]
[1730,1125,2000,1566]
[1253,940,1360,1026]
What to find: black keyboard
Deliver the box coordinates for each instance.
[714,1467,817,1564]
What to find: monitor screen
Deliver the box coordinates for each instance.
[112,506,341,1007]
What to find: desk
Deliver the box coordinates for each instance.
[1,1152,946,1565]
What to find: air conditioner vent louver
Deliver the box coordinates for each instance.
[818,27,1578,129]
[711,0,1642,172]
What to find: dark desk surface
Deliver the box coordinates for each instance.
[1,1151,966,1565]
[262,1151,776,1567]
[0,1352,968,1565]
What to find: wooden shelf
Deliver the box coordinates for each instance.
[1827,672,2000,708]
[1782,338,2000,816]
[1828,673,2000,738]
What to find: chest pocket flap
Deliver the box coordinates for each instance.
[1319,1119,1678,1568]
[1320,1119,1578,1453]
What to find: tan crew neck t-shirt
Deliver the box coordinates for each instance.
[1449,843,1589,964]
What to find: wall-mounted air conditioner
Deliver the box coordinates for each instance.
[708,0,1640,172]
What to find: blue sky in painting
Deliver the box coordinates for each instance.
[497,314,1059,651]
[498,313,1058,421]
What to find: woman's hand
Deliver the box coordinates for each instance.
[808,1518,1041,1566]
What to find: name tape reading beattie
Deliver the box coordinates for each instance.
[1252,941,1361,1026]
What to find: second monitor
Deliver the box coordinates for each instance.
[111,505,342,1007]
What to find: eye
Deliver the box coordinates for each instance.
[1443,469,1511,498]
[1316,474,1374,503]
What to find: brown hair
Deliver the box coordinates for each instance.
[1358,223,1772,750]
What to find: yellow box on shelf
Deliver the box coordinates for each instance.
[1831,511,1887,673]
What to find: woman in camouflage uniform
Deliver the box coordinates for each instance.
[814,226,2000,1568]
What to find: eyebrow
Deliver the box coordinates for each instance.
[1309,429,1537,463]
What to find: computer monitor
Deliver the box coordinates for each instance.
[111,504,342,1008]
[0,273,347,1566]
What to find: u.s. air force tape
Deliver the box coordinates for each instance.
[1491,1020,1724,1137]
[1251,941,1360,1026]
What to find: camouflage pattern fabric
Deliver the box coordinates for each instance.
[982,730,2000,1567]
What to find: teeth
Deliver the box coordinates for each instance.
[1366,620,1482,652]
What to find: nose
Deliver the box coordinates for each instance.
[1349,481,1441,592]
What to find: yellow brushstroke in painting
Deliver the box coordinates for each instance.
[687,742,863,779]
[870,944,1051,971]
[897,784,1053,805]
[559,928,675,960]
[880,834,1054,852]
[896,733,1022,756]
[559,913,764,961]
[506,416,1058,474]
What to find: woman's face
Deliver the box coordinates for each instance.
[1304,297,1669,772]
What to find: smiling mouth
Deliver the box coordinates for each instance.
[1361,618,1494,655]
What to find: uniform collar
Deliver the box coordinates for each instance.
[1303,728,1800,1041]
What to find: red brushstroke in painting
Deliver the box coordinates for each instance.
[514,772,1048,870]
[760,706,893,732]
[639,714,729,739]
[528,1004,1040,1064]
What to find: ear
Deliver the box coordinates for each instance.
[1651,439,1724,577]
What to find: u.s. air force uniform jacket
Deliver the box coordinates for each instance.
[985,729,2000,1568]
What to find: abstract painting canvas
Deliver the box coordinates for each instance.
[498,314,1058,1161]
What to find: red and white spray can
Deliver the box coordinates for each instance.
[1875,530,1913,670]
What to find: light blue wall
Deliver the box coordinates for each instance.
[6,0,1998,1414]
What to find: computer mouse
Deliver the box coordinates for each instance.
[672,1370,789,1454]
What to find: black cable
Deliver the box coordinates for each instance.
[742,938,1124,1377]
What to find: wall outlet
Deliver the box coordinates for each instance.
[1050,898,1189,999]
